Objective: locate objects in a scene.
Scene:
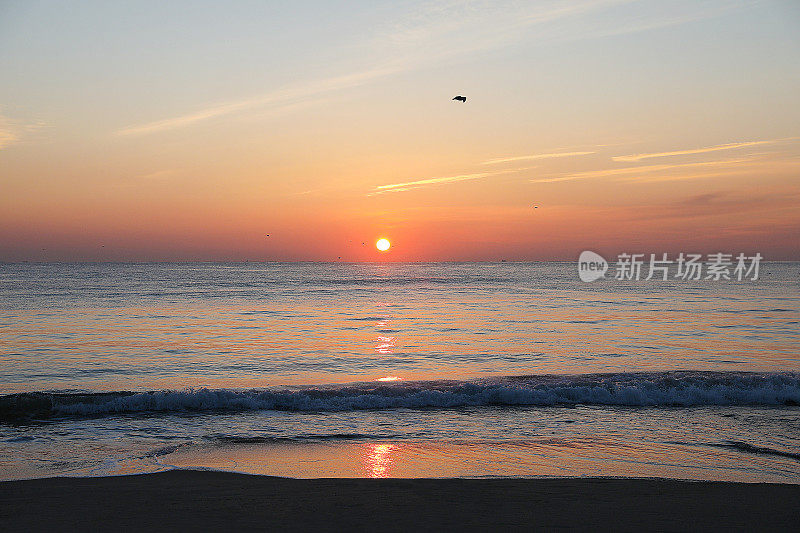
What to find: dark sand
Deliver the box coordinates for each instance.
[1,471,798,531]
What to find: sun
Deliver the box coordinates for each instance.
[376,238,391,252]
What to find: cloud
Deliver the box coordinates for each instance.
[139,169,179,180]
[116,66,397,136]
[372,166,535,194]
[0,112,45,150]
[482,151,595,165]
[382,0,628,60]
[628,189,800,221]
[115,0,739,137]
[530,158,754,183]
[0,124,18,149]
[614,168,757,184]
[376,171,499,191]
[612,139,797,162]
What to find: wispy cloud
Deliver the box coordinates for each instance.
[531,158,753,183]
[382,0,628,60]
[0,124,18,150]
[628,189,800,221]
[482,151,595,165]
[116,0,738,137]
[372,166,534,194]
[614,166,768,184]
[0,112,45,150]
[139,169,179,180]
[612,138,796,162]
[376,171,499,191]
[116,66,397,136]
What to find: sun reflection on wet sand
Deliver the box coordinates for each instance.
[156,433,800,483]
[364,444,397,478]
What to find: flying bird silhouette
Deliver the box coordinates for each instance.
[452,96,467,102]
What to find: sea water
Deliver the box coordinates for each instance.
[0,262,798,481]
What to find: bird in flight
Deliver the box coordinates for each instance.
[452,95,467,102]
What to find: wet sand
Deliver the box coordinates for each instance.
[1,470,798,531]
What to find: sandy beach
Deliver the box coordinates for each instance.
[1,470,798,531]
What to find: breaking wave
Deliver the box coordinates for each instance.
[2,371,799,422]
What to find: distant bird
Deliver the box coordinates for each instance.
[533,205,539,209]
[452,95,467,102]
[265,234,270,237]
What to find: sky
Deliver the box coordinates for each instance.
[1,0,799,261]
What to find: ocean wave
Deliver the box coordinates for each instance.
[207,433,385,444]
[1,371,799,422]
[711,441,800,461]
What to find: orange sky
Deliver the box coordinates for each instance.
[1,1,799,260]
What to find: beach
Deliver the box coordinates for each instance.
[2,470,799,531]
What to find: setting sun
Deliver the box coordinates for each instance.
[376,238,391,252]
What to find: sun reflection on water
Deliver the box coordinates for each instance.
[374,336,395,354]
[364,443,396,478]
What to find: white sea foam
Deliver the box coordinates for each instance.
[3,372,796,421]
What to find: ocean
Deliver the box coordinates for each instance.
[1,262,798,482]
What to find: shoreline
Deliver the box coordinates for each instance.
[2,470,798,531]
